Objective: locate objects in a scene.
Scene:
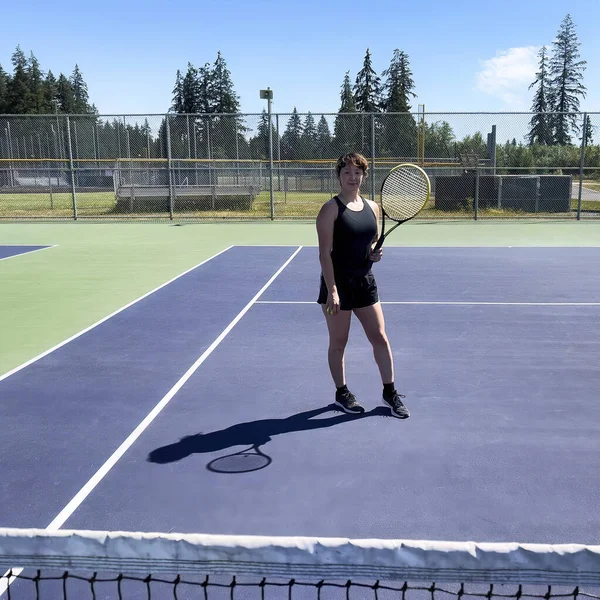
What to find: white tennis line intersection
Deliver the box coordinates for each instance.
[0,245,303,597]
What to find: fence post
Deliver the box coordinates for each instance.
[66,116,78,220]
[577,112,587,220]
[370,113,375,202]
[267,97,274,220]
[165,116,174,220]
[474,165,479,220]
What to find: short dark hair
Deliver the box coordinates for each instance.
[335,152,369,177]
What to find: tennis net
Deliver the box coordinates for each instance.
[1,528,600,600]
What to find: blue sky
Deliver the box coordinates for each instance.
[1,0,598,118]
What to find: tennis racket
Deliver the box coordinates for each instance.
[373,163,430,252]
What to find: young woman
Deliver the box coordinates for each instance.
[316,152,409,419]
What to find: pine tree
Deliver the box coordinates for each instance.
[333,72,359,155]
[42,71,58,113]
[6,46,34,113]
[527,46,553,145]
[549,14,587,145]
[339,71,356,112]
[27,52,45,113]
[301,112,317,159]
[0,64,8,113]
[353,49,383,155]
[209,52,239,114]
[353,49,382,112]
[196,63,212,113]
[208,52,243,159]
[381,49,417,157]
[69,64,91,113]
[316,115,332,158]
[250,109,272,159]
[56,74,74,113]
[381,49,415,113]
[171,70,184,113]
[281,108,303,160]
[181,64,201,113]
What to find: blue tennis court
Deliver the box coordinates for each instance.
[0,246,52,260]
[1,244,600,598]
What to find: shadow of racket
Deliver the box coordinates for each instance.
[206,444,272,474]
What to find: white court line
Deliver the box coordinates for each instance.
[0,245,303,597]
[256,300,600,306]
[0,246,234,382]
[0,244,57,262]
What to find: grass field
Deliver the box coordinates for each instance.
[0,188,599,219]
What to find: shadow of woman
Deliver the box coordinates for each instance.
[147,404,388,467]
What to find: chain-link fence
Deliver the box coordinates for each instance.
[0,112,599,220]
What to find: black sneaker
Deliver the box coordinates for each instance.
[382,391,410,419]
[335,389,365,414]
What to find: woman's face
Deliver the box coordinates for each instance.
[338,163,364,194]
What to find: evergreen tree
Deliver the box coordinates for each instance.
[6,46,34,113]
[181,64,201,113]
[209,52,240,113]
[333,72,359,154]
[527,46,553,145]
[281,108,303,159]
[316,115,332,158]
[549,14,587,145]
[381,49,417,157]
[381,49,415,113]
[42,70,58,113]
[301,112,317,159]
[69,64,91,113]
[339,71,356,112]
[250,109,272,159]
[0,64,8,113]
[208,52,243,159]
[353,49,383,155]
[353,48,382,112]
[56,74,74,113]
[196,63,212,113]
[27,52,45,113]
[171,70,185,113]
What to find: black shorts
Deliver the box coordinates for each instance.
[317,271,379,311]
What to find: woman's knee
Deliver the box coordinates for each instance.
[368,329,389,348]
[329,333,349,351]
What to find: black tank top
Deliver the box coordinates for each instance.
[331,196,377,276]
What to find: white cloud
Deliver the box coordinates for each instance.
[475,47,541,110]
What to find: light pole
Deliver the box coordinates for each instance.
[260,88,274,219]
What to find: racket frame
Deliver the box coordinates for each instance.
[373,163,430,251]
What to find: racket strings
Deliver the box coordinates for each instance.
[381,168,429,220]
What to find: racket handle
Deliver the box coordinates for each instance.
[373,236,384,252]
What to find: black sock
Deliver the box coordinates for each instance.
[383,383,395,396]
[336,384,349,394]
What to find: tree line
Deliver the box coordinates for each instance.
[0,46,95,115]
[0,13,593,168]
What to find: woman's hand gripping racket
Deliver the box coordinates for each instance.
[372,164,430,255]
